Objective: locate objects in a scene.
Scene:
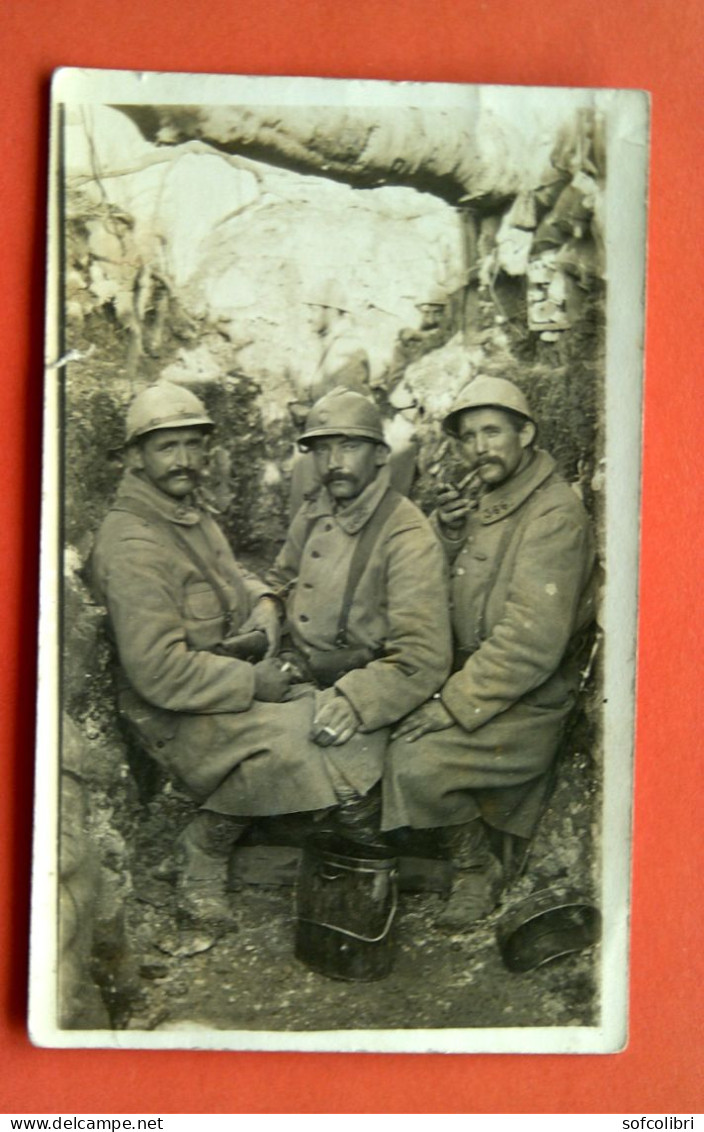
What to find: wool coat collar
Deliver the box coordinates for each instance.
[303,465,393,535]
[476,448,556,525]
[113,469,209,527]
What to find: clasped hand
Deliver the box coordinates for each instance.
[239,596,282,658]
[312,689,361,746]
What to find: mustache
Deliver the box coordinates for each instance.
[167,469,198,480]
[324,472,356,485]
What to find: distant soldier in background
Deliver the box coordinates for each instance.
[289,280,371,515]
[383,285,452,394]
[305,278,371,402]
[370,286,454,499]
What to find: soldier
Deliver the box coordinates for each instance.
[93,381,450,927]
[304,278,371,403]
[415,286,450,333]
[289,280,371,515]
[383,285,451,394]
[382,377,597,928]
[268,386,453,835]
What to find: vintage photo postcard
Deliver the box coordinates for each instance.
[30,69,648,1052]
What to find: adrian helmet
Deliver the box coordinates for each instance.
[297,387,387,450]
[415,285,449,309]
[125,382,214,445]
[303,278,350,313]
[442,376,535,438]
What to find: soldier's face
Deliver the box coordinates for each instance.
[312,436,387,502]
[418,303,444,331]
[456,409,535,487]
[134,427,208,499]
[308,303,330,335]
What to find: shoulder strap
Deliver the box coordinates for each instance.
[335,489,402,646]
[475,486,546,642]
[111,501,234,627]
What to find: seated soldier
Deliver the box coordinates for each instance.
[92,381,451,928]
[267,386,453,835]
[382,377,597,928]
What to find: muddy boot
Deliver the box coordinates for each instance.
[437,819,503,930]
[331,786,385,848]
[176,811,249,929]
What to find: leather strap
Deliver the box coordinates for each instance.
[111,501,236,632]
[334,488,401,646]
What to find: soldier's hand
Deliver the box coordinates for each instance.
[253,658,292,702]
[391,698,455,742]
[437,483,470,530]
[312,691,361,746]
[240,597,282,658]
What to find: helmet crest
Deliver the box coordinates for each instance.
[298,387,387,450]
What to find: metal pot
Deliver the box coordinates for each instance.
[294,833,398,982]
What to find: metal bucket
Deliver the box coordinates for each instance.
[294,833,398,981]
[496,889,601,973]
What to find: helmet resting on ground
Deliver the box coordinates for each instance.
[125,382,214,445]
[297,387,387,450]
[443,376,535,437]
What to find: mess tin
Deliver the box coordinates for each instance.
[496,889,601,973]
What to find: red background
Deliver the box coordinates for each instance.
[2,0,702,1114]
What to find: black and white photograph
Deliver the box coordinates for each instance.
[30,70,647,1052]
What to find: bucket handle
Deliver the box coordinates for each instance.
[296,883,398,944]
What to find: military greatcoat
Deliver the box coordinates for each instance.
[382,449,597,837]
[268,466,453,731]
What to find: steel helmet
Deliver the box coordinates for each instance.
[416,285,448,309]
[125,382,214,445]
[297,387,387,450]
[443,376,535,437]
[303,278,350,313]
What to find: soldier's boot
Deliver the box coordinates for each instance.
[437,819,504,930]
[331,784,385,848]
[176,810,249,929]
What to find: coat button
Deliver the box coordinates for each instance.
[299,614,309,622]
[311,550,321,559]
[156,741,165,749]
[302,582,313,590]
[323,522,333,531]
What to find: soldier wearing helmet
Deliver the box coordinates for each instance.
[415,285,450,333]
[303,278,370,403]
[266,386,452,840]
[290,279,372,515]
[382,376,597,928]
[382,285,452,398]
